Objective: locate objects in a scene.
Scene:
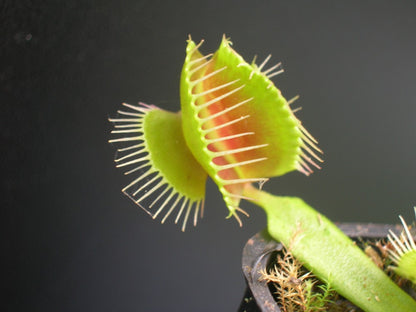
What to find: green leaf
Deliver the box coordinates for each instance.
[244,185,416,312]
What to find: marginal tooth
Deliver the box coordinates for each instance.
[301,153,321,170]
[188,39,205,57]
[287,95,300,106]
[258,54,272,71]
[235,206,249,217]
[230,208,243,227]
[153,190,176,219]
[388,233,402,258]
[216,157,267,170]
[263,62,282,75]
[149,185,172,208]
[193,201,201,227]
[301,133,322,154]
[213,143,268,157]
[200,97,253,122]
[297,164,311,176]
[115,149,145,162]
[124,163,150,175]
[190,66,227,85]
[387,248,401,264]
[161,195,183,224]
[189,59,213,75]
[189,53,213,66]
[195,84,245,110]
[400,232,410,252]
[116,155,148,168]
[389,230,406,255]
[302,144,324,163]
[206,132,254,144]
[299,124,319,145]
[266,69,284,79]
[114,123,142,129]
[136,102,155,110]
[111,129,142,134]
[226,206,249,227]
[175,197,189,225]
[298,158,313,174]
[108,118,142,123]
[123,102,153,113]
[302,133,324,154]
[401,232,412,252]
[117,143,145,152]
[117,110,143,117]
[122,168,153,192]
[193,79,240,98]
[135,180,166,202]
[251,55,258,66]
[202,115,250,135]
[181,202,193,232]
[400,216,416,250]
[109,136,143,143]
[132,173,160,196]
[292,107,302,113]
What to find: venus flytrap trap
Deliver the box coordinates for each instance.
[109,36,416,311]
[180,36,322,225]
[109,103,207,231]
[388,208,416,284]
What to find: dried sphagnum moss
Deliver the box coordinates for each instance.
[261,239,416,312]
[260,248,343,312]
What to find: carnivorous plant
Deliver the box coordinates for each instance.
[109,36,416,311]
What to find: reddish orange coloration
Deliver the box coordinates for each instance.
[181,37,323,224]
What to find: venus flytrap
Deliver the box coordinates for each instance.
[109,36,416,311]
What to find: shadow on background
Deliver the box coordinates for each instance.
[2,1,416,311]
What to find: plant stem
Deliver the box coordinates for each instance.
[243,185,416,312]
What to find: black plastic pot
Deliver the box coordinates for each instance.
[238,223,414,312]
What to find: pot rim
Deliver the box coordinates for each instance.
[239,223,413,312]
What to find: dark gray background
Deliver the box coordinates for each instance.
[2,1,415,311]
